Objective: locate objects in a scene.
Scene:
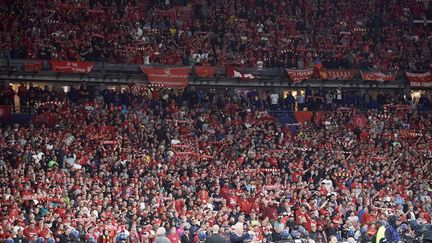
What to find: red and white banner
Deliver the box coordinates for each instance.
[319,69,356,80]
[140,66,190,89]
[398,129,422,139]
[102,140,119,145]
[360,71,397,82]
[226,65,255,80]
[22,194,62,202]
[406,72,432,87]
[241,168,280,174]
[49,61,95,73]
[285,68,314,83]
[155,8,177,20]
[23,60,43,72]
[195,66,216,78]
[72,217,97,223]
[174,151,213,160]
[0,105,11,119]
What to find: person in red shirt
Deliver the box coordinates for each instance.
[295,204,311,227]
[35,219,49,238]
[23,221,38,241]
[262,201,278,220]
[225,191,239,209]
[239,195,252,214]
[198,186,209,204]
[166,227,180,243]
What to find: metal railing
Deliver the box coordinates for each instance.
[0,58,428,82]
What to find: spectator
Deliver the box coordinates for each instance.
[154,227,171,243]
[1,0,430,70]
[205,225,227,243]
[270,91,279,110]
[0,86,431,243]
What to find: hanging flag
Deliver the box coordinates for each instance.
[140,66,191,89]
[23,60,44,72]
[226,65,255,80]
[195,66,216,78]
[406,72,432,87]
[285,68,314,83]
[49,61,95,73]
[319,69,356,80]
[360,71,397,82]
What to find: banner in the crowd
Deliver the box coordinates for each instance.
[0,105,11,119]
[72,217,97,223]
[175,6,193,22]
[155,8,177,20]
[22,194,62,202]
[241,168,280,174]
[23,60,44,72]
[398,129,422,139]
[56,3,87,9]
[49,61,95,73]
[32,112,57,127]
[353,115,367,128]
[286,68,314,83]
[102,141,119,145]
[174,151,213,160]
[294,111,313,124]
[319,69,356,80]
[360,71,397,82]
[195,66,216,78]
[406,72,432,87]
[140,66,190,89]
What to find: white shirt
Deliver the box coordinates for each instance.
[270,93,279,105]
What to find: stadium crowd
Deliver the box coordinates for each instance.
[0,83,431,243]
[0,0,431,70]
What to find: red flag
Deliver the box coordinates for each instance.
[294,111,313,124]
[406,72,432,87]
[286,68,314,83]
[140,66,190,89]
[195,66,215,78]
[23,60,43,72]
[360,71,397,82]
[49,61,94,73]
[226,65,255,80]
[319,69,356,80]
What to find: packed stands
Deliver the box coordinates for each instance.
[0,84,431,242]
[0,0,431,71]
[1,0,432,242]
